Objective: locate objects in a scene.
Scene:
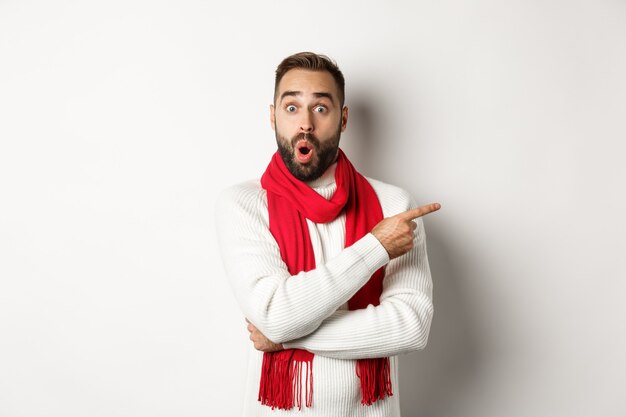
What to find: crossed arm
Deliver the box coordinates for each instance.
[215,183,440,359]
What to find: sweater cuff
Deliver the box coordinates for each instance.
[351,232,389,273]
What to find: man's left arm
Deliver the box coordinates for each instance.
[248,215,434,359]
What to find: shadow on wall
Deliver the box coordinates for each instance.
[345,95,484,417]
[399,229,482,417]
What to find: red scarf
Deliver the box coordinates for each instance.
[259,149,392,410]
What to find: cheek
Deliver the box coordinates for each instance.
[274,116,295,133]
[323,114,342,129]
[320,122,341,138]
[275,125,291,140]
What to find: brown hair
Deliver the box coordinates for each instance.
[274,52,346,106]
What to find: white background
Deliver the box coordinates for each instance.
[1,1,625,416]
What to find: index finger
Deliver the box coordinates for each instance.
[398,203,441,220]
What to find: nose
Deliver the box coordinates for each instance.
[299,111,314,133]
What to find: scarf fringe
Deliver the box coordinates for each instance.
[356,358,393,406]
[258,350,313,410]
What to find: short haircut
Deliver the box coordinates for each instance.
[274,52,346,106]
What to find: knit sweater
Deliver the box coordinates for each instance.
[215,163,434,417]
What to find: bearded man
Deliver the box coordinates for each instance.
[216,52,440,416]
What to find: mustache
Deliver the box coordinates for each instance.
[291,132,320,147]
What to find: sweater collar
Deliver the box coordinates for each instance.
[306,162,337,190]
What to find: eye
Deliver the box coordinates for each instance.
[314,106,327,113]
[286,105,297,112]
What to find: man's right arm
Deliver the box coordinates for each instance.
[214,182,389,344]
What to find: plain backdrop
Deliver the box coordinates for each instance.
[1,1,625,416]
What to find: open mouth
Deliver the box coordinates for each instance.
[295,139,314,163]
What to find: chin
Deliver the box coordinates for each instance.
[293,169,320,182]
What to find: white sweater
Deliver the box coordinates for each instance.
[215,163,434,417]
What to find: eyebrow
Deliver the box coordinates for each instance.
[280,90,336,104]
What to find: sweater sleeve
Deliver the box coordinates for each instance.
[215,181,390,344]
[282,193,434,359]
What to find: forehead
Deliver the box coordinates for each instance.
[276,69,339,100]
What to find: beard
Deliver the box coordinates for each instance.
[276,128,341,182]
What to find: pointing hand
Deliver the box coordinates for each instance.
[371,203,441,259]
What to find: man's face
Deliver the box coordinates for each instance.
[271,69,348,182]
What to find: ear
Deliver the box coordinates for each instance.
[270,104,276,131]
[340,106,349,132]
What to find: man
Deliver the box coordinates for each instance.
[216,52,440,416]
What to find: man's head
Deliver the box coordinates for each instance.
[271,52,348,182]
